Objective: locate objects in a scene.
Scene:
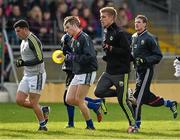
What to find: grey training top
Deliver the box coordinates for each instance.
[20,32,45,76]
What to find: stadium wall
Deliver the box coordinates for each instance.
[39,82,180,103]
[1,82,180,103]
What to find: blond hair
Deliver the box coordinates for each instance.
[63,16,80,27]
[100,7,117,19]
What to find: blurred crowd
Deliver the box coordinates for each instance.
[0,0,133,45]
[0,0,133,82]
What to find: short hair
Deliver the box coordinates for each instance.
[13,19,29,29]
[63,16,80,27]
[100,7,117,19]
[135,15,148,24]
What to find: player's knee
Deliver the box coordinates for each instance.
[74,98,83,106]
[66,98,74,105]
[16,97,24,106]
[29,101,38,108]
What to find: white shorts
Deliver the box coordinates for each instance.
[17,72,46,94]
[70,71,96,86]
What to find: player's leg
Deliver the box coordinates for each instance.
[64,72,75,127]
[147,92,178,119]
[76,84,95,129]
[66,73,96,129]
[16,76,33,108]
[85,97,107,115]
[164,100,178,119]
[85,97,101,103]
[30,72,48,131]
[114,73,137,133]
[29,93,47,131]
[85,100,102,122]
[41,106,50,123]
[134,105,141,129]
[94,72,116,98]
[133,68,154,129]
[66,85,78,106]
[64,89,75,127]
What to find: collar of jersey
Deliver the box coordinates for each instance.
[73,31,82,40]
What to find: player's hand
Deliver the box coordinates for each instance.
[103,43,112,52]
[65,52,75,61]
[61,33,71,46]
[135,57,146,66]
[16,59,24,67]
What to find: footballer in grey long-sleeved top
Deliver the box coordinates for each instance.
[20,32,45,75]
[14,19,49,131]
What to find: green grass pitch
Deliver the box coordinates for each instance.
[0,103,179,139]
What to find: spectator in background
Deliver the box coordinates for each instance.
[0,0,4,18]
[28,5,54,45]
[0,0,4,8]
[0,6,4,31]
[91,0,106,21]
[17,0,34,18]
[28,5,51,44]
[48,0,56,20]
[28,5,42,39]
[69,7,79,16]
[4,1,13,17]
[0,33,2,65]
[116,7,132,43]
[0,32,3,78]
[34,0,49,13]
[55,1,68,39]
[91,0,107,38]
[40,10,53,45]
[122,1,133,21]
[65,0,73,11]
[82,7,96,39]
[116,7,129,28]
[106,1,114,7]
[0,33,11,82]
[69,7,87,29]
[6,3,22,44]
[74,0,86,16]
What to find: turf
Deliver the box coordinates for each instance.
[0,103,179,139]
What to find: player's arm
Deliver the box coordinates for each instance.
[61,33,72,55]
[144,37,162,65]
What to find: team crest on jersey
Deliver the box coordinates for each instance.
[134,44,137,48]
[119,81,124,87]
[77,42,80,47]
[73,40,80,49]
[110,36,113,41]
[141,40,145,45]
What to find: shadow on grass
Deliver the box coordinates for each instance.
[0,128,69,138]
[98,128,180,138]
[0,127,180,139]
